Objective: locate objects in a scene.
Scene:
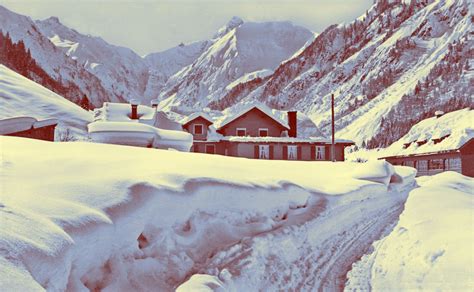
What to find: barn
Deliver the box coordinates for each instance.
[379,108,473,177]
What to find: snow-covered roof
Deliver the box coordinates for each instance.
[180,112,214,126]
[93,102,184,131]
[0,116,58,135]
[222,136,354,144]
[382,108,473,157]
[101,102,156,123]
[216,103,290,130]
[88,121,192,151]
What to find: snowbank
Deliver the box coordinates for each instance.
[0,65,92,137]
[346,172,474,291]
[0,136,414,291]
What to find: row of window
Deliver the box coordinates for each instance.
[192,124,269,137]
[257,145,326,160]
[201,144,327,160]
[400,158,462,171]
[236,128,269,137]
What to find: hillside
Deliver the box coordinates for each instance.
[0,64,92,136]
[36,16,150,104]
[0,6,112,107]
[154,18,315,112]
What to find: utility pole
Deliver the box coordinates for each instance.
[331,93,335,162]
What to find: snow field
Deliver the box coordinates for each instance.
[346,171,474,291]
[0,136,414,291]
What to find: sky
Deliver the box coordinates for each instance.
[1,0,373,56]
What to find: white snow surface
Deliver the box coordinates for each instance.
[0,65,92,136]
[0,136,415,291]
[346,172,474,291]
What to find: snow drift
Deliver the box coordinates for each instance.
[346,172,474,291]
[0,136,415,291]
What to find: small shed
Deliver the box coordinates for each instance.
[0,117,58,141]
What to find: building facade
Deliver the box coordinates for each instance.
[182,105,353,161]
[0,117,57,141]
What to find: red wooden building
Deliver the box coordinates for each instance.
[380,138,474,177]
[379,108,473,177]
[0,117,57,141]
[182,105,354,161]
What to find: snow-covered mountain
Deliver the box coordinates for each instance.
[206,0,473,146]
[0,6,112,107]
[36,16,150,105]
[2,1,471,148]
[1,6,314,114]
[156,18,315,111]
[143,40,210,101]
[0,64,92,136]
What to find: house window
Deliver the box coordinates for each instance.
[236,128,246,136]
[446,158,461,171]
[287,145,298,160]
[193,124,203,135]
[404,160,415,167]
[429,159,444,170]
[205,144,215,154]
[259,145,269,159]
[315,146,325,160]
[259,128,268,137]
[417,160,428,171]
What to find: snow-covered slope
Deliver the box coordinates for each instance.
[0,65,92,136]
[0,5,113,107]
[143,40,210,102]
[36,16,150,104]
[157,18,314,111]
[210,0,473,146]
[346,172,474,291]
[1,136,415,291]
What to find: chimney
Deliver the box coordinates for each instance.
[435,111,444,118]
[150,99,159,109]
[130,99,139,119]
[287,111,297,138]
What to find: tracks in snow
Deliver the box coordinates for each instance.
[182,186,409,291]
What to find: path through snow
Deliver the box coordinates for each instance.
[178,183,415,291]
